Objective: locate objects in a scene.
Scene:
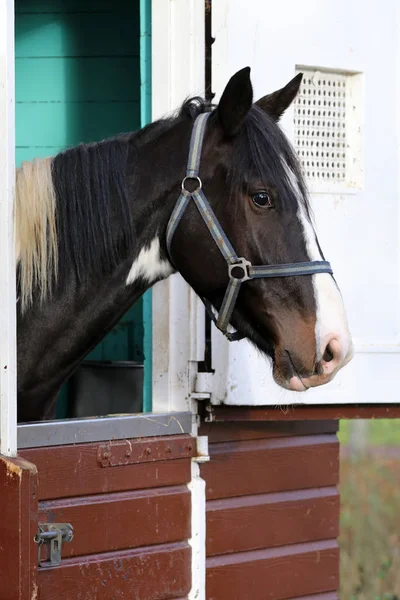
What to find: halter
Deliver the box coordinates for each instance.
[166,112,333,342]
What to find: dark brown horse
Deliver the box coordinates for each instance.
[15,67,353,422]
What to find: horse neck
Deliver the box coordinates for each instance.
[17,117,190,422]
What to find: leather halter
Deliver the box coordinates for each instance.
[166,112,333,342]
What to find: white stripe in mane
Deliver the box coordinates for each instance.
[15,157,58,311]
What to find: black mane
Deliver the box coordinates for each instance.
[52,136,135,284]
[49,95,308,289]
[49,99,210,286]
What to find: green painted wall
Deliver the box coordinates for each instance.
[15,0,150,414]
[140,0,152,413]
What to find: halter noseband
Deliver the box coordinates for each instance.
[166,112,333,342]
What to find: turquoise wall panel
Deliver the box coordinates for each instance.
[16,102,140,148]
[15,12,139,58]
[16,58,140,102]
[140,0,152,413]
[15,0,146,417]
[16,0,117,12]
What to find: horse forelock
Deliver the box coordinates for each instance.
[228,105,311,213]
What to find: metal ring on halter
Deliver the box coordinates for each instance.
[181,176,202,193]
[228,258,251,282]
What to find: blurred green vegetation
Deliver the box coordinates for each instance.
[339,419,400,598]
[340,456,400,599]
[339,420,400,446]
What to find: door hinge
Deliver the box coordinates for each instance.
[191,371,214,402]
[194,435,210,463]
[35,523,74,568]
[204,403,215,422]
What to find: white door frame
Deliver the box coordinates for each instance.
[151,3,207,599]
[151,0,206,417]
[0,0,17,457]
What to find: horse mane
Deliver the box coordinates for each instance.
[16,135,135,311]
[16,158,58,310]
[15,95,308,312]
[14,99,210,312]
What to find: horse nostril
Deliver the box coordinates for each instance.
[323,343,334,363]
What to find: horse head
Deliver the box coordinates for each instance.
[168,67,353,391]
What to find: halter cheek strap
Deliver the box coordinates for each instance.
[166,112,333,342]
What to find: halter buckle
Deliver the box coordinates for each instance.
[228,258,252,282]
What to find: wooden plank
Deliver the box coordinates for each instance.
[205,404,400,421]
[16,0,138,13]
[38,542,191,600]
[206,540,339,600]
[15,13,139,58]
[0,455,38,599]
[16,102,140,147]
[201,435,339,500]
[39,486,191,557]
[20,439,193,500]
[206,487,339,556]
[97,436,196,468]
[200,420,338,443]
[286,594,339,600]
[16,57,140,102]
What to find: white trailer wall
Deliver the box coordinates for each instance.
[205,0,400,405]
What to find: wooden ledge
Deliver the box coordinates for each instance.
[201,403,400,422]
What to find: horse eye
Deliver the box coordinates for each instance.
[251,191,273,208]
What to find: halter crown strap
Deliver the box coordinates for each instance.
[186,112,210,177]
[166,113,333,342]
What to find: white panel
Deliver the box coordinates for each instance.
[208,0,400,404]
[152,5,206,599]
[0,0,17,455]
[151,0,205,415]
[188,461,207,600]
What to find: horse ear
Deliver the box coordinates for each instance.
[256,73,303,121]
[217,67,253,136]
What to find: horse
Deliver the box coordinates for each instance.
[15,67,353,422]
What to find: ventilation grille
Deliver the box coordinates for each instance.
[294,69,348,183]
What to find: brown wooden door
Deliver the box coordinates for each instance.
[18,434,195,600]
[0,455,38,600]
[200,418,340,600]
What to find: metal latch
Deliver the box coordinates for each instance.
[35,523,74,568]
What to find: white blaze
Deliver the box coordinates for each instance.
[296,201,352,361]
[284,159,352,361]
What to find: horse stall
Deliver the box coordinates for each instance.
[1,1,204,599]
[1,1,400,600]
